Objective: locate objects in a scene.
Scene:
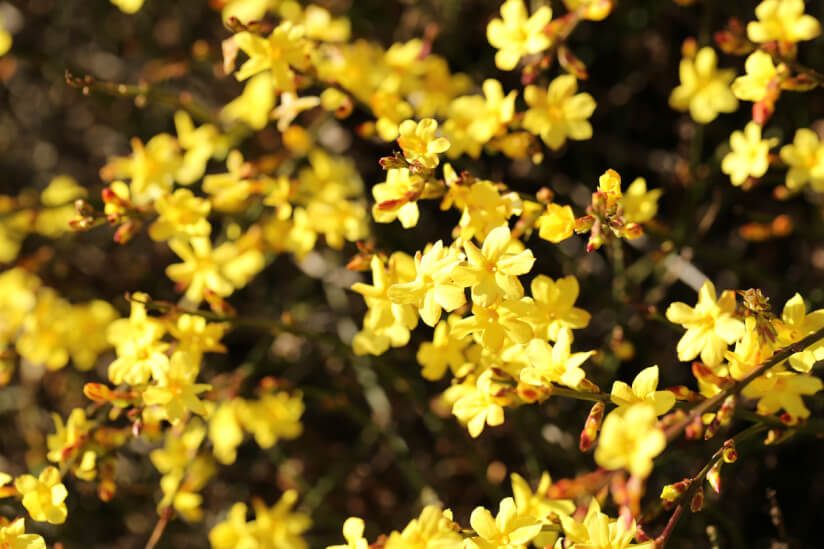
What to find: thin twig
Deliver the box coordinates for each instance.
[664,326,824,443]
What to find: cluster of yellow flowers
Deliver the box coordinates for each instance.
[0,267,116,376]
[2,0,824,548]
[668,0,824,194]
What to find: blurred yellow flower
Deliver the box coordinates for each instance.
[747,0,821,43]
[487,0,553,71]
[669,47,738,124]
[721,121,778,186]
[523,75,596,150]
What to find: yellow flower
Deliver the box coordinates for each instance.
[559,499,652,549]
[351,253,419,356]
[742,368,823,422]
[665,280,744,367]
[174,111,229,184]
[452,224,535,307]
[65,299,119,370]
[208,401,244,465]
[233,22,309,92]
[452,300,533,352]
[384,506,462,549]
[150,420,206,475]
[327,517,369,549]
[669,47,738,124]
[621,177,661,224]
[371,168,424,228]
[521,328,594,388]
[110,0,144,13]
[166,236,265,303]
[510,472,574,548]
[447,177,523,241]
[209,502,256,549]
[221,0,278,23]
[397,118,450,169]
[721,122,778,186]
[221,72,277,130]
[237,391,304,449]
[149,189,211,242]
[248,491,311,549]
[535,203,575,243]
[523,75,596,150]
[451,370,509,438]
[15,289,73,370]
[594,403,666,478]
[486,0,553,71]
[0,518,46,549]
[272,92,321,132]
[466,496,543,549]
[416,315,472,381]
[387,240,467,327]
[143,351,211,424]
[774,293,824,373]
[107,294,168,386]
[610,365,676,415]
[281,3,351,43]
[15,466,68,524]
[526,275,590,341]
[731,50,783,102]
[563,0,613,21]
[0,14,12,57]
[747,0,821,43]
[101,135,181,206]
[46,408,93,466]
[779,128,824,191]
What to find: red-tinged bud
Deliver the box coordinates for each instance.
[764,428,793,445]
[685,414,703,440]
[98,459,117,502]
[355,121,376,139]
[579,401,605,452]
[574,215,595,234]
[714,29,753,55]
[781,74,818,92]
[558,45,588,80]
[691,362,731,389]
[516,381,550,403]
[661,478,692,508]
[582,0,613,21]
[690,485,705,512]
[707,461,722,494]
[378,153,408,171]
[132,419,142,437]
[84,382,115,403]
[536,187,554,204]
[780,412,798,425]
[101,187,124,207]
[377,198,406,211]
[622,222,643,240]
[771,214,793,237]
[722,439,738,463]
[681,37,698,59]
[704,416,720,440]
[752,99,774,126]
[346,253,373,271]
[717,395,736,427]
[667,385,703,402]
[113,220,141,244]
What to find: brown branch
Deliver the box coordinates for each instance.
[664,326,824,443]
